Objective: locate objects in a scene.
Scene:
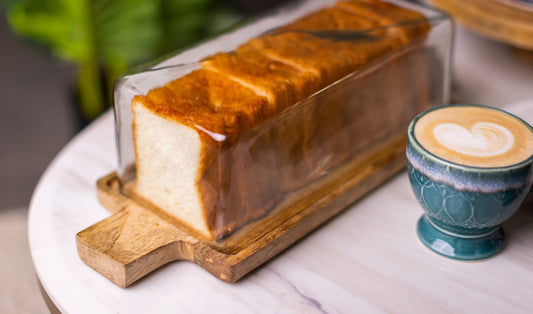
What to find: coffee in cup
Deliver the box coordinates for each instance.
[413,105,533,167]
[407,104,533,261]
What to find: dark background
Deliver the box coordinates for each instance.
[0,13,76,209]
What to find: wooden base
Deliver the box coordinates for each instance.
[76,136,407,287]
[429,0,533,51]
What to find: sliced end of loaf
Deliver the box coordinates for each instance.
[132,100,212,239]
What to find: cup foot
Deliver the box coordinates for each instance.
[416,215,505,261]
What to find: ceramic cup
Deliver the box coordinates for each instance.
[406,104,533,261]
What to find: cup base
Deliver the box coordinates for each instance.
[416,215,505,261]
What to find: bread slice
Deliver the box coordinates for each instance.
[280,7,378,31]
[234,5,409,175]
[133,69,269,238]
[202,51,320,109]
[336,0,431,42]
[201,49,325,193]
[238,6,405,88]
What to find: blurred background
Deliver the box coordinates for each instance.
[0,0,533,313]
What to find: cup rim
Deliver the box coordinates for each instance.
[408,103,533,172]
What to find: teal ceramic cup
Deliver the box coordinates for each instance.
[406,104,533,261]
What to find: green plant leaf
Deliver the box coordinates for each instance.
[6,0,243,119]
[92,0,161,66]
[8,0,93,62]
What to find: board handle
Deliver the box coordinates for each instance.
[76,204,195,287]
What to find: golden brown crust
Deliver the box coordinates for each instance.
[336,0,431,41]
[202,51,321,108]
[137,69,269,135]
[136,1,429,136]
[202,52,296,110]
[237,4,412,89]
[240,31,402,88]
[133,0,432,240]
[281,7,379,31]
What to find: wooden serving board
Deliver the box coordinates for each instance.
[76,136,407,288]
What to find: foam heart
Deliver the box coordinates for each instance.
[433,122,514,157]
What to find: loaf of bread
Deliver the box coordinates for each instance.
[131,0,431,241]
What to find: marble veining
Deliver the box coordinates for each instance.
[269,268,327,313]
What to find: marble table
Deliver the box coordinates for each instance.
[29,26,533,313]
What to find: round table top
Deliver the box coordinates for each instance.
[29,28,533,314]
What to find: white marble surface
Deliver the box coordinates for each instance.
[29,26,533,313]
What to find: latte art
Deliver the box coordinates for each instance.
[433,122,514,157]
[414,106,533,167]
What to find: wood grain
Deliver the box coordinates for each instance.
[429,0,533,50]
[76,135,407,287]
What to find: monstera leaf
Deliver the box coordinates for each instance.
[6,0,240,119]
